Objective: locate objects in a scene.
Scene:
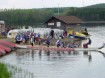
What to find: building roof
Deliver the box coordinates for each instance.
[45,16,83,24]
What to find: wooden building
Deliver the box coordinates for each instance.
[44,16,83,32]
[0,21,5,33]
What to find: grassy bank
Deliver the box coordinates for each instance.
[0,63,11,78]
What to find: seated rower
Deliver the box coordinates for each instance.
[46,37,50,47]
[61,42,65,48]
[70,41,79,48]
[67,42,71,48]
[56,39,60,48]
[83,37,92,48]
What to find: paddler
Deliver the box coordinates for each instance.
[61,42,65,48]
[83,37,92,48]
[83,37,92,55]
[67,42,71,48]
[46,37,50,47]
[56,39,60,48]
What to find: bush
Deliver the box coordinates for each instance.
[0,63,11,78]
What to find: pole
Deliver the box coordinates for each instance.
[58,4,59,16]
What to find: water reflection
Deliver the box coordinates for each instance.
[14,49,105,64]
[83,51,92,62]
[39,50,42,56]
[88,54,92,62]
[31,49,35,61]
[46,49,51,56]
[1,27,105,78]
[57,51,61,56]
[1,49,105,78]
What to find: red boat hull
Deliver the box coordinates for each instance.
[0,40,17,48]
[0,48,6,56]
[0,44,11,53]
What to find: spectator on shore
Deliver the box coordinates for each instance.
[15,35,23,44]
[50,30,54,39]
[30,36,34,46]
[59,34,64,39]
[63,30,67,37]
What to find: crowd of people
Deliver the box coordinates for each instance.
[15,29,90,48]
[15,29,68,45]
[0,31,7,37]
[55,39,79,48]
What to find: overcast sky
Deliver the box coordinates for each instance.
[0,0,105,9]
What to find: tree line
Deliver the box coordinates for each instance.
[0,5,105,28]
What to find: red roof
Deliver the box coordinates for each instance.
[45,16,83,24]
[54,16,83,24]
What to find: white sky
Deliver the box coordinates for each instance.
[0,0,105,9]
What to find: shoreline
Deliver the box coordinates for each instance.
[0,37,82,48]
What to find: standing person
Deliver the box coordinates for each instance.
[33,33,36,43]
[50,30,54,39]
[15,35,19,44]
[23,33,28,43]
[56,39,60,48]
[59,33,63,39]
[46,37,50,47]
[30,36,34,46]
[65,30,67,37]
[82,28,89,36]
[15,35,23,44]
[63,30,67,37]
[38,33,40,39]
[84,28,88,35]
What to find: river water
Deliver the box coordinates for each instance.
[1,26,105,78]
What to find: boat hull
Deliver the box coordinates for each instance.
[16,45,100,52]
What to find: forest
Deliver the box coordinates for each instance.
[0,3,105,27]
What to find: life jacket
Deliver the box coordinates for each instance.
[46,38,50,44]
[61,42,64,47]
[16,36,22,41]
[38,34,40,38]
[83,43,88,48]
[30,37,34,43]
[56,40,60,46]
[67,43,70,48]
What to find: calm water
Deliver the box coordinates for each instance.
[1,26,105,78]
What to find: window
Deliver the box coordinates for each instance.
[57,22,61,27]
[9,33,12,35]
[48,23,54,26]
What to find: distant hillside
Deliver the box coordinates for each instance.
[1,3,105,27]
[85,3,105,8]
